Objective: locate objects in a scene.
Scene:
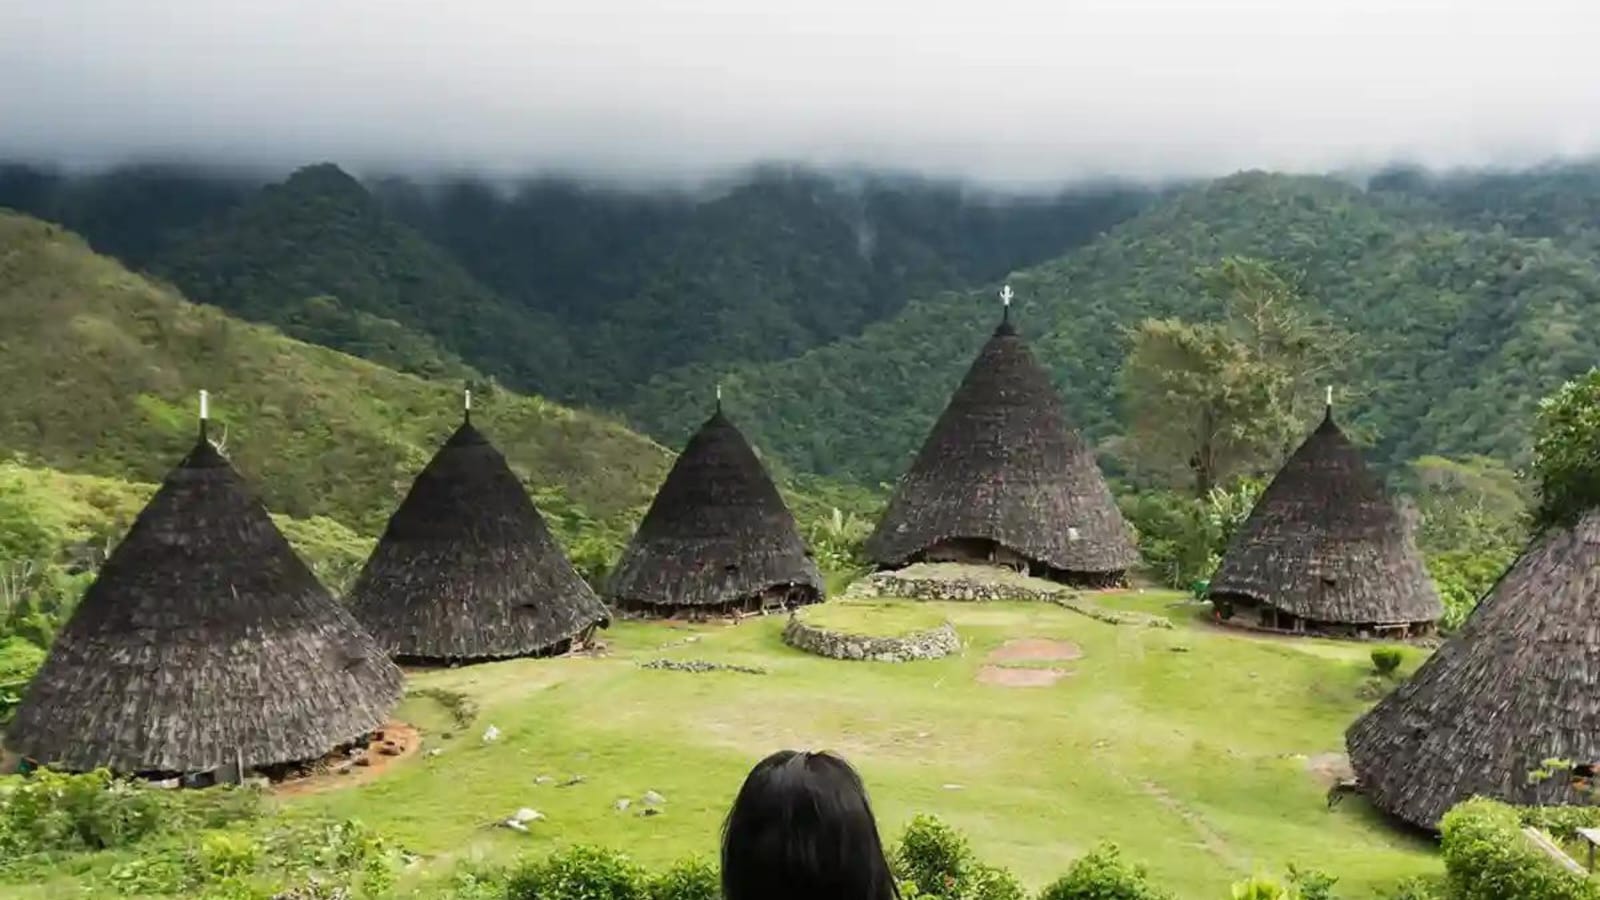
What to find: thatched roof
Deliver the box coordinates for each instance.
[4,436,403,774]
[606,409,822,610]
[865,318,1136,575]
[348,420,609,661]
[1346,511,1600,829]
[1209,410,1440,625]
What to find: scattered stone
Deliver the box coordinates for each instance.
[379,742,403,756]
[559,775,586,787]
[640,659,768,675]
[354,756,373,768]
[482,725,501,743]
[640,807,662,817]
[441,732,455,741]
[783,618,960,662]
[426,749,444,759]
[642,790,666,806]
[942,784,965,791]
[243,776,271,790]
[1168,646,1191,653]
[512,808,544,823]
[502,819,529,833]
[534,775,555,785]
[615,798,632,812]
[151,777,180,790]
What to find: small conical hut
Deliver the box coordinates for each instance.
[606,406,822,617]
[1347,512,1600,829]
[348,410,609,662]
[865,303,1136,584]
[5,426,402,777]
[1209,408,1440,637]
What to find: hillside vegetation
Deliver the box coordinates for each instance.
[626,172,1600,484]
[0,211,670,538]
[0,161,1156,407]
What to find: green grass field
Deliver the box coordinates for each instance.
[251,590,1439,898]
[795,599,951,636]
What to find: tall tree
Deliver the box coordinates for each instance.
[1530,369,1600,528]
[1119,256,1352,495]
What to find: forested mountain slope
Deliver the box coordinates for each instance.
[378,169,1156,402]
[0,211,669,537]
[626,172,1600,485]
[0,161,1155,407]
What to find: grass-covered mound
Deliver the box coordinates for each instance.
[795,600,950,638]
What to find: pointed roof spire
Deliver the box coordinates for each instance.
[464,387,472,426]
[1000,283,1014,323]
[198,389,209,441]
[715,382,723,415]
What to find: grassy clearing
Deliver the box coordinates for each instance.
[253,590,1442,899]
[795,600,949,637]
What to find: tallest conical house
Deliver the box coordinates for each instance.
[867,297,1137,583]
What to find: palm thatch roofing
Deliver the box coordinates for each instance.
[865,317,1137,578]
[606,409,822,613]
[348,419,609,662]
[4,435,403,775]
[1209,410,1440,627]
[1347,511,1600,829]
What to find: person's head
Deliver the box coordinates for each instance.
[722,750,899,900]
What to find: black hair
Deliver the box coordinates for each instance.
[722,749,899,900]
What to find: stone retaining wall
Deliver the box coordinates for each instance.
[848,568,1172,629]
[782,617,960,662]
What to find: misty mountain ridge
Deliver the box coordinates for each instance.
[6,156,1600,491]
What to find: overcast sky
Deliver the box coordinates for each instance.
[3,0,1598,186]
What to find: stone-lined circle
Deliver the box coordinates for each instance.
[782,611,960,662]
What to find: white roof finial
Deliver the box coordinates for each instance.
[199,389,209,421]
[465,388,472,411]
[1000,284,1014,307]
[1326,385,1333,408]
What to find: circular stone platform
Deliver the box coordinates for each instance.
[783,601,960,662]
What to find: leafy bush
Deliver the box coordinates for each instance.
[895,814,972,898]
[1439,797,1600,899]
[891,815,1026,900]
[1285,864,1338,900]
[646,856,720,900]
[1038,843,1172,900]
[1427,548,1517,631]
[1121,480,1261,590]
[0,769,166,853]
[1370,647,1404,677]
[1520,804,1600,842]
[1532,371,1600,529]
[506,845,648,900]
[1230,874,1290,899]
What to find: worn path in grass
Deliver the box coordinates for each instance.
[286,590,1438,898]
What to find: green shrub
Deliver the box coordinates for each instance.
[198,831,260,880]
[962,863,1025,900]
[1038,843,1171,900]
[646,856,719,900]
[895,814,972,897]
[506,846,648,900]
[1285,864,1338,900]
[1370,647,1404,677]
[892,815,1025,900]
[0,769,167,854]
[1230,874,1290,899]
[1440,797,1600,899]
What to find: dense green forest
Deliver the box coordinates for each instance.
[630,170,1600,486]
[0,161,1155,406]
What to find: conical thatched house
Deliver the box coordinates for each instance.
[865,305,1136,584]
[1209,408,1440,637]
[1347,512,1600,829]
[5,426,402,777]
[348,413,609,662]
[606,406,822,617]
